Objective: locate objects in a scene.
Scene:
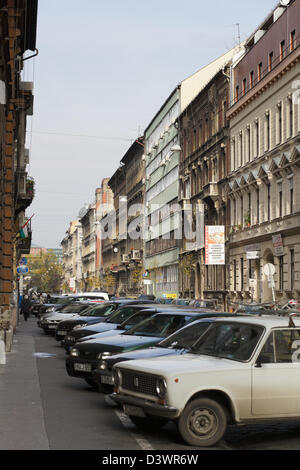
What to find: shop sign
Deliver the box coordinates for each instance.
[272,234,284,257]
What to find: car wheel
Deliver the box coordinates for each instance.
[177,398,227,447]
[129,415,168,430]
[84,378,98,390]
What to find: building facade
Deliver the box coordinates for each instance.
[0,0,38,349]
[226,0,300,304]
[104,138,145,296]
[178,67,233,308]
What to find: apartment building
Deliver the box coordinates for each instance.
[0,0,38,349]
[226,0,300,304]
[144,46,242,300]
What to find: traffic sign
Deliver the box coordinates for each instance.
[17,266,29,275]
[263,263,275,277]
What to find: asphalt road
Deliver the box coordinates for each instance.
[3,317,300,451]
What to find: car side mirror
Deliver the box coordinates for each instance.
[255,358,262,368]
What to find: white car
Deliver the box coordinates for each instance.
[111,314,300,447]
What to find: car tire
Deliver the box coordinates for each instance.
[129,415,168,430]
[84,378,98,390]
[177,398,227,447]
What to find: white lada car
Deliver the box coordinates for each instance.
[110,315,300,447]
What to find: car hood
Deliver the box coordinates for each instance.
[59,317,106,328]
[78,329,126,341]
[44,313,80,322]
[116,354,246,376]
[106,347,186,368]
[78,322,119,334]
[74,334,163,354]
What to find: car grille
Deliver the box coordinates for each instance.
[121,370,158,397]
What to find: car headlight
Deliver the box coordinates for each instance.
[73,323,88,330]
[46,307,55,312]
[70,348,80,357]
[96,351,112,360]
[113,368,122,387]
[156,377,167,399]
[98,359,107,370]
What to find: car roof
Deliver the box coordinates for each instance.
[210,315,300,328]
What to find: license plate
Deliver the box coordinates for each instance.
[101,375,114,385]
[123,405,146,418]
[57,331,66,336]
[74,363,92,372]
[48,325,56,329]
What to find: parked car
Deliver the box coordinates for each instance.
[56,300,157,343]
[38,302,95,334]
[64,308,165,355]
[65,310,207,388]
[189,299,219,310]
[110,314,300,447]
[92,313,241,393]
[32,295,74,317]
[61,303,160,350]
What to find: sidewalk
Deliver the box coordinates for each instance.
[0,318,50,450]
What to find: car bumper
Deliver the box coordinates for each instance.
[55,330,68,341]
[65,357,99,379]
[109,393,179,419]
[92,369,114,388]
[41,324,58,334]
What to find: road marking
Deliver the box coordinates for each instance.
[114,409,155,451]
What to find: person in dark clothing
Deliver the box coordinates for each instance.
[21,296,32,321]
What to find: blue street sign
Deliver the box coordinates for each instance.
[17,266,29,275]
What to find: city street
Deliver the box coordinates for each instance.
[2,317,300,451]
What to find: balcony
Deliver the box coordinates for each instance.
[15,175,35,215]
[199,182,219,201]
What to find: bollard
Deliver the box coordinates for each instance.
[0,337,6,365]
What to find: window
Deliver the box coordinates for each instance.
[240,132,243,166]
[278,181,283,218]
[289,177,294,214]
[255,119,260,157]
[242,79,246,96]
[258,329,300,364]
[258,63,263,81]
[233,260,237,291]
[278,102,282,144]
[247,126,251,162]
[290,30,296,52]
[290,249,295,290]
[250,71,254,89]
[256,187,260,224]
[280,40,285,61]
[268,52,273,72]
[266,112,270,151]
[289,97,293,138]
[232,138,236,170]
[279,256,284,291]
[235,86,239,103]
[267,183,271,222]
[240,258,244,290]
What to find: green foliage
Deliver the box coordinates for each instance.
[27,252,64,293]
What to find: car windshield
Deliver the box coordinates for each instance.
[191,322,264,361]
[119,312,154,330]
[124,315,194,338]
[58,303,91,314]
[158,321,212,349]
[105,307,142,324]
[79,303,117,317]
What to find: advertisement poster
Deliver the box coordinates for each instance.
[205,226,225,265]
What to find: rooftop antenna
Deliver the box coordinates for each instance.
[234,23,241,47]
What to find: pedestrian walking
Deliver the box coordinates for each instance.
[20,295,32,321]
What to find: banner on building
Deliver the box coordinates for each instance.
[272,234,284,257]
[205,226,225,265]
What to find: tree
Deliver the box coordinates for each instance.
[27,252,64,293]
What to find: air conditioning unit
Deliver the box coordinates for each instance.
[131,250,141,261]
[122,254,129,263]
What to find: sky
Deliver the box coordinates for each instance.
[24,0,278,249]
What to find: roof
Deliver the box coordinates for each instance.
[212,315,300,329]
